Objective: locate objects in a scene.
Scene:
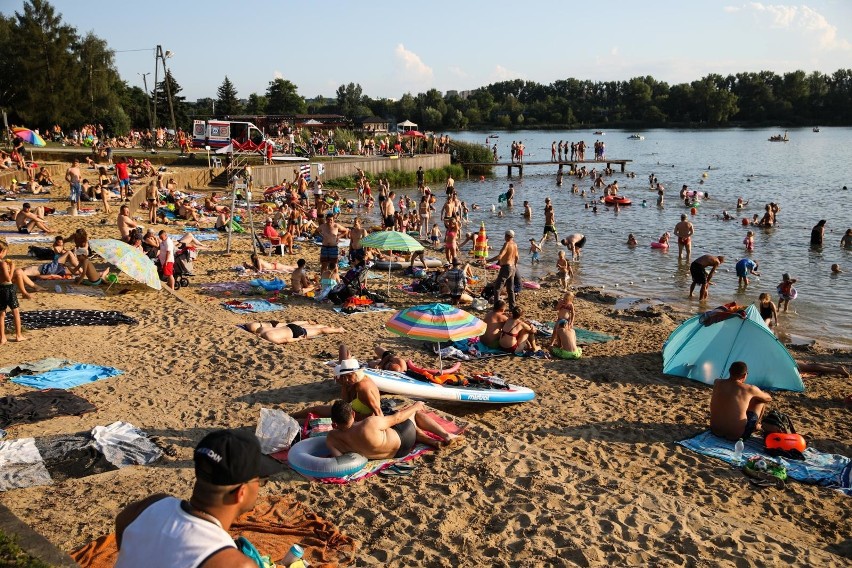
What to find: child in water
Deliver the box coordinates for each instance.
[758,292,778,328]
[429,224,442,249]
[743,230,755,251]
[776,273,798,312]
[529,239,542,264]
[626,234,638,246]
[659,232,670,246]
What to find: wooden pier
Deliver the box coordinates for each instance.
[461,158,632,177]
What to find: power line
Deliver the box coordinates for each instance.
[113,48,155,54]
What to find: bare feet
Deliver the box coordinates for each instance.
[14,335,28,342]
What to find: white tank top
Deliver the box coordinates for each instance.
[115,497,236,568]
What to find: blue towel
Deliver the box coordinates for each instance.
[11,364,124,390]
[450,338,506,357]
[221,299,286,314]
[249,278,287,291]
[169,233,219,242]
[678,430,851,495]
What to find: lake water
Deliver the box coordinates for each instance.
[377,128,852,347]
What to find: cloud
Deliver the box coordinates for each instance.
[725,3,851,50]
[610,46,619,57]
[490,65,523,82]
[273,70,283,80]
[448,66,467,79]
[394,44,433,85]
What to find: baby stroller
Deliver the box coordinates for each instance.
[326,264,383,305]
[156,244,194,290]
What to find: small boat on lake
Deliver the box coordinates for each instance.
[627,134,644,140]
[594,131,605,135]
[813,126,820,132]
[769,131,789,142]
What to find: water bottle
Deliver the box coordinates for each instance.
[281,544,309,568]
[733,438,744,465]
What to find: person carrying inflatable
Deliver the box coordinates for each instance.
[473,222,489,262]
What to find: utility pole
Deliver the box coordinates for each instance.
[152,45,178,143]
[138,72,152,132]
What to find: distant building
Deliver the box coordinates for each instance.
[359,116,390,133]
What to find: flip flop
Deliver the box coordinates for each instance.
[392,462,417,472]
[379,465,413,477]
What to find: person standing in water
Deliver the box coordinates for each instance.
[674,214,694,260]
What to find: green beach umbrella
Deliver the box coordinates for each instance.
[360,231,424,295]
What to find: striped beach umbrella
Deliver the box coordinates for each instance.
[12,127,47,147]
[386,303,486,371]
[360,230,424,294]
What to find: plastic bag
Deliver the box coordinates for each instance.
[255,408,300,454]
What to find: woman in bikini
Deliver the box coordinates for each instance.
[244,320,345,344]
[498,307,539,354]
[444,218,459,264]
[244,254,296,273]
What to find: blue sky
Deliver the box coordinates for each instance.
[5,1,851,101]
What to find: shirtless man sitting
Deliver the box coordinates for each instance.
[15,203,52,234]
[117,204,139,242]
[290,258,317,295]
[710,361,772,441]
[481,300,509,349]
[327,400,431,459]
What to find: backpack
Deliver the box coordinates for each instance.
[762,410,795,434]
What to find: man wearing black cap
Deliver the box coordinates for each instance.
[114,429,278,567]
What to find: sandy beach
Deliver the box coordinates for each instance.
[0,173,850,566]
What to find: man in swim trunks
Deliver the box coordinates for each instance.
[710,361,772,441]
[674,214,694,260]
[327,399,426,459]
[541,198,558,245]
[689,254,724,302]
[348,217,368,262]
[560,233,586,261]
[487,230,519,309]
[291,258,316,295]
[14,203,52,234]
[318,212,341,273]
[65,159,82,216]
[372,346,408,373]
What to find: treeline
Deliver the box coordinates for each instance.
[2,0,851,136]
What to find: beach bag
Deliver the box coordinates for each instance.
[762,410,795,434]
[255,408,300,454]
[742,456,787,488]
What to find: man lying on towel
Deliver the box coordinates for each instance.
[710,361,772,441]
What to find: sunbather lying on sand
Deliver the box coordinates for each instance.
[245,320,345,344]
[796,361,850,376]
[244,254,296,273]
[370,346,408,372]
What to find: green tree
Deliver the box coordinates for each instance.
[75,32,125,132]
[266,78,306,115]
[4,0,81,126]
[152,69,188,131]
[244,93,268,115]
[335,82,363,117]
[690,75,738,124]
[216,76,241,116]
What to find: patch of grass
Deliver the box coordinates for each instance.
[0,531,52,568]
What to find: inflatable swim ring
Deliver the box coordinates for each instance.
[406,360,461,377]
[373,257,444,271]
[522,281,540,290]
[776,286,798,300]
[603,196,632,206]
[690,207,697,215]
[764,433,806,453]
[650,241,669,249]
[287,437,367,479]
[485,263,500,271]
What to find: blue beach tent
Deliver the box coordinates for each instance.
[662,304,804,392]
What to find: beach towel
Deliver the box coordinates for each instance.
[11,363,124,389]
[678,431,851,496]
[56,284,106,297]
[444,338,510,360]
[222,299,286,314]
[0,422,161,491]
[332,305,395,316]
[532,321,619,344]
[169,232,219,242]
[70,496,357,568]
[0,357,74,375]
[1,234,53,244]
[0,389,96,429]
[8,309,138,330]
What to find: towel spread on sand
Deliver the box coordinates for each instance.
[70,496,357,568]
[199,281,255,294]
[249,278,287,291]
[0,389,96,429]
[222,299,286,314]
[678,431,852,496]
[7,309,138,330]
[0,422,162,491]
[332,305,395,316]
[56,284,106,297]
[11,363,124,389]
[168,232,219,241]
[0,357,74,375]
[1,234,53,243]
[445,338,509,360]
[531,321,618,344]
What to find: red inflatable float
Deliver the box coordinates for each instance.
[764,433,806,453]
[604,196,632,206]
[406,360,461,377]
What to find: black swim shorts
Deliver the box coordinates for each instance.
[392,419,417,458]
[742,410,759,439]
[0,283,19,311]
[320,246,339,262]
[690,260,707,285]
[286,323,307,338]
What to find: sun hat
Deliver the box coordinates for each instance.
[194,429,278,486]
[505,230,515,238]
[334,358,361,377]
